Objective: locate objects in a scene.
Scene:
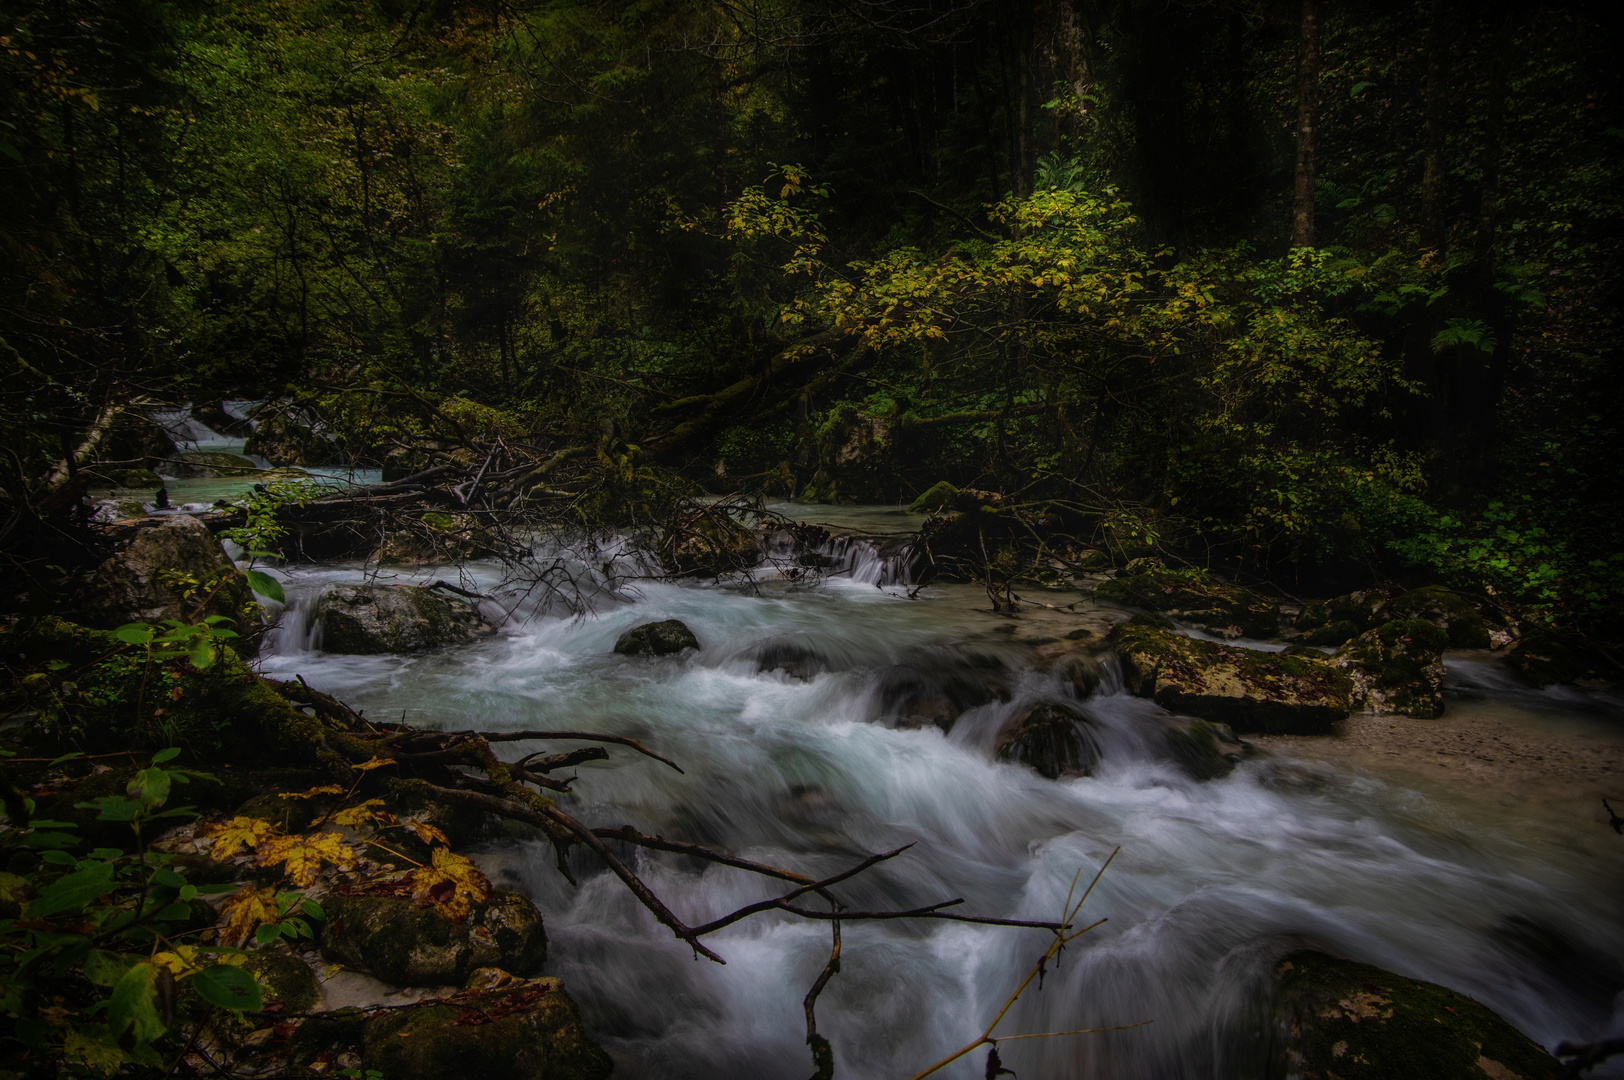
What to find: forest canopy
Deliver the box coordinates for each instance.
[1,0,1620,632]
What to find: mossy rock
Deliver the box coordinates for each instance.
[1159,716,1247,781]
[1295,586,1396,635]
[995,702,1099,779]
[1380,586,1497,649]
[1303,619,1359,647]
[613,619,700,657]
[1095,567,1279,639]
[286,1007,368,1067]
[659,515,760,577]
[361,978,611,1080]
[1332,619,1449,718]
[317,584,494,654]
[245,950,321,1013]
[1108,619,1352,735]
[73,515,258,637]
[1269,951,1558,1079]
[235,792,324,834]
[908,481,959,514]
[320,890,546,986]
[1505,629,1606,687]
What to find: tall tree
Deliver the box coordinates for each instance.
[1291,0,1321,248]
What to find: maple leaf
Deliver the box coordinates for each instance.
[330,799,387,828]
[408,848,491,922]
[201,816,278,860]
[256,832,357,887]
[403,817,450,847]
[350,756,397,772]
[279,785,345,800]
[219,886,279,946]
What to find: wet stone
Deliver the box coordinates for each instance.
[320,889,547,987]
[318,584,495,655]
[613,619,701,656]
[996,701,1099,779]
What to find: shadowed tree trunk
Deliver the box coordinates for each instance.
[1420,0,1450,248]
[1291,0,1321,248]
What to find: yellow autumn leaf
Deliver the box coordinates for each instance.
[201,816,279,860]
[350,756,396,772]
[219,886,279,946]
[256,832,357,887]
[153,944,206,978]
[404,818,449,847]
[407,848,491,923]
[330,799,387,828]
[278,785,345,800]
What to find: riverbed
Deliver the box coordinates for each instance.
[235,523,1624,1080]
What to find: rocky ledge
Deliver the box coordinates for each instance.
[318,583,495,654]
[1093,563,1279,639]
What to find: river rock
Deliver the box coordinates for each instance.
[317,584,494,654]
[320,889,547,986]
[907,480,959,513]
[1029,639,1105,698]
[77,514,257,632]
[1505,628,1605,687]
[1094,565,1278,639]
[245,413,338,467]
[244,950,321,1013]
[360,975,611,1080]
[996,701,1099,779]
[751,637,828,679]
[1294,585,1397,646]
[1158,716,1248,780]
[614,618,701,656]
[876,651,1013,731]
[164,450,260,478]
[660,515,760,577]
[1379,585,1499,649]
[1109,617,1352,735]
[1330,619,1448,718]
[1268,951,1558,1080]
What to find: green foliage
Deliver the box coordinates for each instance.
[0,749,263,1076]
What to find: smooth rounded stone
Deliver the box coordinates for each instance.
[1110,617,1352,735]
[1028,639,1105,698]
[1265,951,1558,1079]
[245,950,321,1013]
[1380,585,1500,649]
[320,889,546,987]
[1331,619,1448,718]
[875,650,1014,731]
[361,975,611,1080]
[996,701,1099,779]
[163,450,261,478]
[907,480,959,513]
[613,619,700,657]
[1094,565,1279,639]
[1158,716,1248,780]
[317,584,494,655]
[76,514,257,632]
[751,637,828,680]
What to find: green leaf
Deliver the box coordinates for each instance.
[154,902,192,921]
[244,569,285,604]
[28,861,116,917]
[127,767,172,809]
[39,849,77,865]
[151,748,182,764]
[108,962,167,1043]
[188,638,217,670]
[114,624,155,646]
[84,950,129,988]
[75,795,141,821]
[153,867,186,888]
[299,899,325,920]
[191,964,263,1011]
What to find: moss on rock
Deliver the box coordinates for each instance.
[1295,586,1396,636]
[908,481,959,514]
[1381,586,1498,649]
[1270,951,1558,1080]
[361,978,611,1080]
[1332,619,1449,718]
[320,889,546,986]
[660,515,761,577]
[317,584,495,655]
[1095,566,1279,639]
[1108,617,1352,734]
[245,950,321,1014]
[1159,716,1247,780]
[614,619,701,656]
[996,701,1098,779]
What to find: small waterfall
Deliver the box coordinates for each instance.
[759,526,918,587]
[264,586,322,656]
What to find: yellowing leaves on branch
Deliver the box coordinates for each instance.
[408,847,492,922]
[255,832,358,887]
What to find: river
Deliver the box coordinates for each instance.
[133,417,1624,1079]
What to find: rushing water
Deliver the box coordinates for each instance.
[231,518,1624,1080]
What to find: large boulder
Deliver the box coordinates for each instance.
[320,890,547,986]
[317,584,494,654]
[659,515,760,577]
[1267,951,1558,1080]
[77,515,258,633]
[1158,715,1248,780]
[1108,617,1352,735]
[1331,619,1448,718]
[245,413,337,467]
[875,650,1014,732]
[1379,586,1501,649]
[613,619,700,656]
[1094,565,1279,639]
[996,701,1099,779]
[907,480,959,514]
[1505,628,1608,687]
[360,975,611,1080]
[1294,586,1397,646]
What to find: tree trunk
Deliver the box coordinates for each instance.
[1290,0,1322,249]
[1420,0,1450,248]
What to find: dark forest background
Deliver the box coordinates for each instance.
[2,0,1620,631]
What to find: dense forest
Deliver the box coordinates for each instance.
[1,2,1622,1078]
[2,0,1620,631]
